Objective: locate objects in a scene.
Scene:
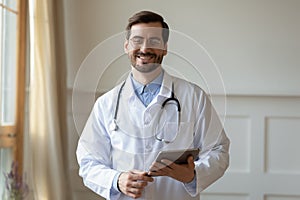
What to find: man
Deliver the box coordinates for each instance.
[76,10,230,200]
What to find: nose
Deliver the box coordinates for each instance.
[139,40,150,52]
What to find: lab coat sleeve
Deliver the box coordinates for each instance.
[76,99,121,200]
[190,90,230,196]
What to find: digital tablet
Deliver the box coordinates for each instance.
[153,148,200,165]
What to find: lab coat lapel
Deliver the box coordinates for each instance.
[115,72,174,139]
[116,74,153,139]
[156,71,173,102]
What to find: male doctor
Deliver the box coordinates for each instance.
[76,11,230,199]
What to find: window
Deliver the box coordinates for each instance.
[0,0,27,197]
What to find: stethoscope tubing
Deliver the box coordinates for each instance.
[111,80,181,143]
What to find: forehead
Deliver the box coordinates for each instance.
[130,22,163,38]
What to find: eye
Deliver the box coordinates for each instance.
[149,38,162,46]
[131,37,144,45]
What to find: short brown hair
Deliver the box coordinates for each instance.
[125,11,169,43]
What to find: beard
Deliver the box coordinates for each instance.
[130,51,164,73]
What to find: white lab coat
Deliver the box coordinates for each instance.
[76,72,230,200]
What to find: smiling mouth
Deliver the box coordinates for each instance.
[136,52,156,61]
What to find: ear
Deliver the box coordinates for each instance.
[124,40,129,54]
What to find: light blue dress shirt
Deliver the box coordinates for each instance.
[130,71,164,107]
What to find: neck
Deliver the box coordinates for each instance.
[131,66,162,85]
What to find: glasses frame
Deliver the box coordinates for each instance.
[129,36,163,49]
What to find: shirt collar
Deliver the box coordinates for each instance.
[122,70,173,104]
[130,71,164,95]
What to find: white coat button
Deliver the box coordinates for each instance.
[144,113,151,125]
[146,144,152,151]
[145,119,150,125]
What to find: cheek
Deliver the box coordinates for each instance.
[126,50,136,59]
[128,48,139,55]
[156,50,166,59]
[155,48,166,55]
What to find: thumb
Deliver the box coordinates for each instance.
[130,169,147,175]
[187,156,195,168]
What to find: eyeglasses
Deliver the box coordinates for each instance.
[130,36,163,48]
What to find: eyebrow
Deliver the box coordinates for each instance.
[131,36,144,39]
[149,36,161,40]
[131,36,161,40]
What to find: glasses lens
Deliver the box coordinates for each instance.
[130,37,162,48]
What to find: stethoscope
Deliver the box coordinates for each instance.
[109,80,181,143]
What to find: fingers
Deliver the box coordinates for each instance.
[148,159,173,177]
[130,170,154,182]
[148,157,195,183]
[130,169,147,174]
[123,182,147,199]
[118,170,154,199]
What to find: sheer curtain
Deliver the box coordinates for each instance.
[26,0,69,199]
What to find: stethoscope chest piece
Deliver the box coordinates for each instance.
[109,120,118,131]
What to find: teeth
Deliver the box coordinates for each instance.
[137,55,153,59]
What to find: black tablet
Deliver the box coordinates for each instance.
[153,148,200,164]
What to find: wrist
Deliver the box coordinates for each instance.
[117,172,124,192]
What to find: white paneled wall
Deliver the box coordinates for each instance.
[68,93,300,200]
[200,95,300,200]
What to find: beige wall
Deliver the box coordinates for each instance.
[63,1,300,199]
[64,0,300,95]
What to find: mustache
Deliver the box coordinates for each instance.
[135,52,156,57]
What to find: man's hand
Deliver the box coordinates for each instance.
[118,170,154,199]
[148,156,195,183]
